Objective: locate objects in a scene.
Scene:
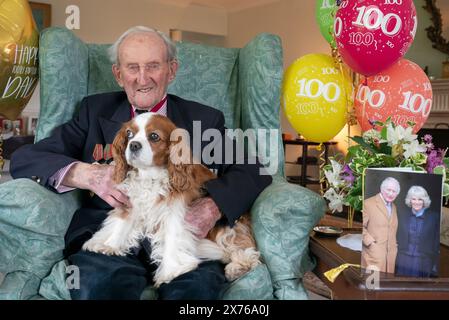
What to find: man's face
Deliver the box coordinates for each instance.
[381,182,399,203]
[112,33,178,109]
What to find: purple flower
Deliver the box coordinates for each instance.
[426,148,446,173]
[341,164,355,186]
[423,134,433,144]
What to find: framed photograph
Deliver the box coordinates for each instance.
[29,2,52,32]
[28,116,39,136]
[0,118,13,139]
[1,118,12,133]
[12,118,24,135]
[362,168,443,278]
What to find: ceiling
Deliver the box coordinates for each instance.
[161,0,279,12]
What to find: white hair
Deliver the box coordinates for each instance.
[380,177,400,194]
[108,26,177,65]
[405,185,431,209]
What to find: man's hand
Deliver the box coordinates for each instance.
[185,197,222,238]
[62,162,130,208]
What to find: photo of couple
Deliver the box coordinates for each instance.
[362,169,443,278]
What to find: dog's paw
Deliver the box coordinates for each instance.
[82,239,127,256]
[224,249,261,281]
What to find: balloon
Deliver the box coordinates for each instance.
[316,0,338,48]
[334,0,417,77]
[0,0,39,120]
[354,59,432,133]
[282,53,353,143]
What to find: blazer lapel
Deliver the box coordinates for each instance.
[167,95,191,132]
[98,99,132,144]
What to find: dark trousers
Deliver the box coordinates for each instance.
[68,250,227,300]
[66,205,227,300]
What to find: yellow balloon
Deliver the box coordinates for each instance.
[282,54,353,143]
[0,0,39,120]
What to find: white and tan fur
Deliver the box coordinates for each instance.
[83,113,260,286]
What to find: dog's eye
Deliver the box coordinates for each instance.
[126,129,134,139]
[149,132,160,142]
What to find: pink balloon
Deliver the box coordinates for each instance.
[334,0,417,76]
[354,59,432,134]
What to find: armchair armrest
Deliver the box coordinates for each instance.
[251,176,326,299]
[0,179,83,299]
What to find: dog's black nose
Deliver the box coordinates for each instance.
[129,141,142,152]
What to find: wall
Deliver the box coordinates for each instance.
[405,0,449,79]
[21,0,228,118]
[30,0,227,43]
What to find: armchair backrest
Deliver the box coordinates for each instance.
[37,27,284,175]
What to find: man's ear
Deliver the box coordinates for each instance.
[112,64,124,87]
[168,60,178,83]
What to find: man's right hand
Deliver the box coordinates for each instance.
[62,162,130,208]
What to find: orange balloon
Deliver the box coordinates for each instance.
[355,59,432,133]
[0,0,39,120]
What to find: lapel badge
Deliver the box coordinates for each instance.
[103,144,113,161]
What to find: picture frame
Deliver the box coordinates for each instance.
[12,118,24,136]
[28,116,39,136]
[29,1,52,32]
[362,168,443,278]
[0,118,13,134]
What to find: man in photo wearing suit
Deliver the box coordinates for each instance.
[10,26,272,300]
[362,177,400,274]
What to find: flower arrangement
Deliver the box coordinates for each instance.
[323,118,449,213]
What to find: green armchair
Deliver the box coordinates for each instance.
[0,27,326,300]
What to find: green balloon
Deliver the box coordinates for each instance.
[316,0,337,48]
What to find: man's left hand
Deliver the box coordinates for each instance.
[185,197,222,238]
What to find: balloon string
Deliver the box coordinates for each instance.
[317,143,325,196]
[0,128,4,176]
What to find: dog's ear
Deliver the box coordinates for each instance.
[112,125,130,183]
[167,128,216,192]
[167,128,193,192]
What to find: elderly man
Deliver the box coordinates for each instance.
[362,177,400,274]
[10,26,272,299]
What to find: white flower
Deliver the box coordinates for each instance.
[403,140,427,159]
[323,188,344,213]
[324,160,344,188]
[383,124,416,146]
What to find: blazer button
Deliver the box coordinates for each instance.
[31,176,41,183]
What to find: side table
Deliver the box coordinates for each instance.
[309,229,449,299]
[283,139,336,186]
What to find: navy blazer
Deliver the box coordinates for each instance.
[11,92,272,253]
[396,208,440,257]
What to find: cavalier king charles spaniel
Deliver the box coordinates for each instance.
[83,113,261,287]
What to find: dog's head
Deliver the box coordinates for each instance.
[112,113,215,193]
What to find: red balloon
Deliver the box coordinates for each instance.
[355,59,432,133]
[334,0,417,76]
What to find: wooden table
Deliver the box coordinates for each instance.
[310,229,449,299]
